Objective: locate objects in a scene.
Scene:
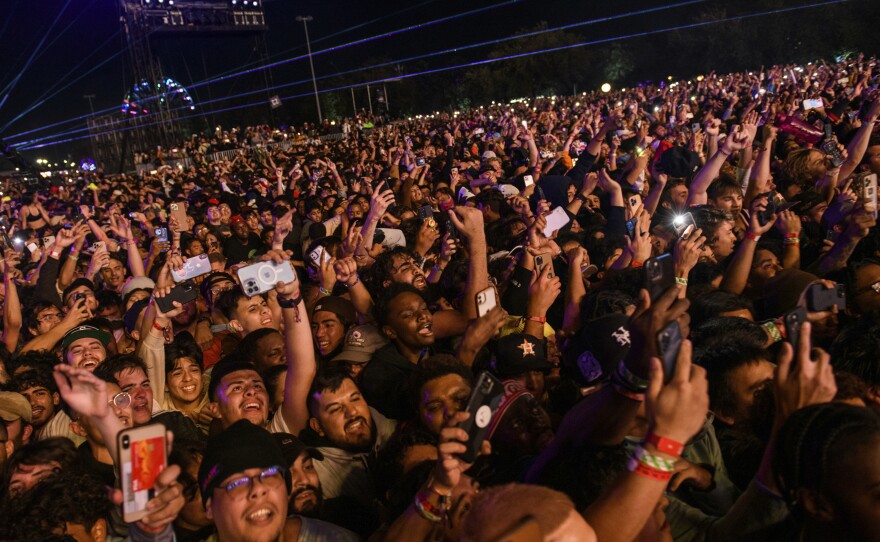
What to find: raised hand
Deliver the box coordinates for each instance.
[774,322,836,421]
[673,227,706,278]
[645,339,709,444]
[53,364,110,419]
[447,206,485,243]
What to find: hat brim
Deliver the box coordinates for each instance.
[332,350,373,364]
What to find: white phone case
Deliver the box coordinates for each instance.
[171,253,211,282]
[542,206,571,237]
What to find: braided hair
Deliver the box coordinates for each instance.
[773,403,880,520]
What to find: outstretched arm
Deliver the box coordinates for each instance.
[270,250,316,435]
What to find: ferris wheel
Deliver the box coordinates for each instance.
[122,77,195,116]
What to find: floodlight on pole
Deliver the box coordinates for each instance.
[296,15,322,123]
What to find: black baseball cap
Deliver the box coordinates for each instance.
[562,313,632,386]
[271,433,324,468]
[490,333,551,378]
[198,420,291,506]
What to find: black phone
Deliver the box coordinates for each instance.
[806,283,846,312]
[784,306,807,347]
[657,321,682,383]
[645,253,675,302]
[418,205,434,222]
[456,371,504,463]
[155,282,198,313]
[444,217,459,242]
[821,123,845,168]
[755,191,777,226]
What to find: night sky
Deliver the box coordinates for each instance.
[0,0,872,163]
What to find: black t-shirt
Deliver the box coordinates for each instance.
[223,233,264,265]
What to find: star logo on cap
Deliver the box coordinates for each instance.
[517,339,535,357]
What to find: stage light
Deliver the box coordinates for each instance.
[601,83,611,93]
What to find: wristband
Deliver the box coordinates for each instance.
[152,320,168,332]
[525,315,546,324]
[675,277,688,286]
[784,233,799,239]
[762,320,783,343]
[318,286,333,297]
[745,231,761,242]
[50,250,62,259]
[575,193,588,203]
[784,238,799,246]
[628,459,673,482]
[414,490,448,523]
[344,275,360,288]
[631,260,644,268]
[277,295,302,309]
[645,431,685,458]
[630,445,678,472]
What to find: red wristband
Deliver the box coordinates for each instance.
[153,320,167,332]
[745,231,761,242]
[629,461,673,482]
[645,432,685,458]
[525,315,546,324]
[631,260,644,268]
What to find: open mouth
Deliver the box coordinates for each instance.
[31,407,44,418]
[317,340,330,350]
[345,417,367,433]
[413,275,427,288]
[80,358,98,369]
[245,507,275,525]
[261,317,273,326]
[418,323,434,337]
[180,384,197,393]
[242,401,262,412]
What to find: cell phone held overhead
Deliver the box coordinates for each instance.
[118,423,166,523]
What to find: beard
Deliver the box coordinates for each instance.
[289,485,323,516]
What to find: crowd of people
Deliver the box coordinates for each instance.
[0,52,879,542]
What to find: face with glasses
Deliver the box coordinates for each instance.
[30,306,64,336]
[70,382,132,446]
[206,466,288,542]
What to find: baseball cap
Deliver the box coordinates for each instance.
[198,420,291,506]
[481,150,497,160]
[200,271,235,300]
[562,313,632,386]
[229,215,245,226]
[61,325,111,351]
[0,391,32,423]
[271,433,324,468]
[121,276,155,298]
[311,296,356,327]
[491,333,551,378]
[486,380,533,439]
[332,324,388,364]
